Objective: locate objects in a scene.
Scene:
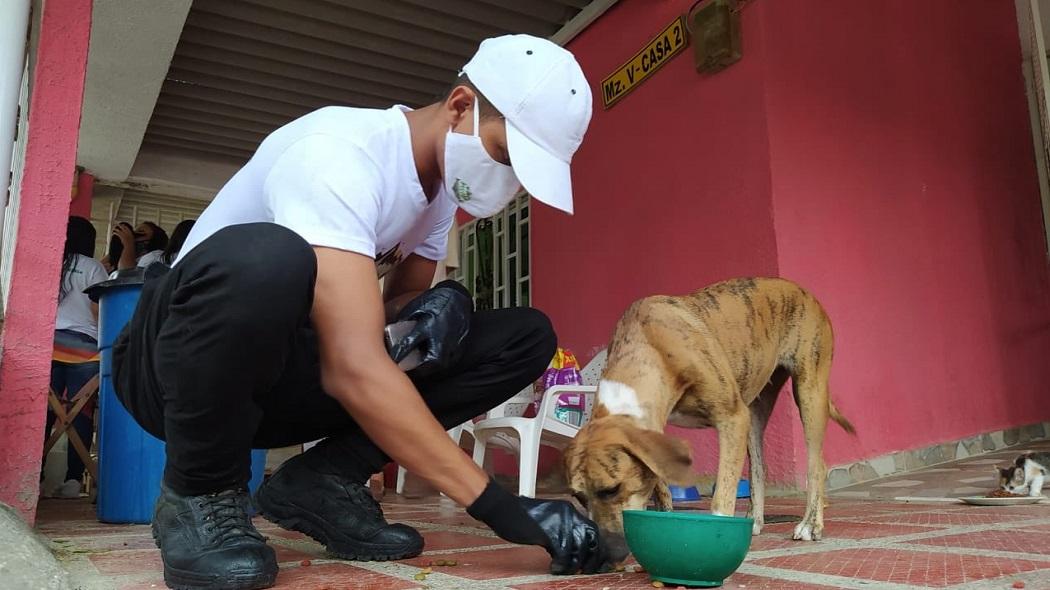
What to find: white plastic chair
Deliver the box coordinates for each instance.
[395,421,474,495]
[471,350,607,497]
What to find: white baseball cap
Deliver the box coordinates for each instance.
[461,34,593,215]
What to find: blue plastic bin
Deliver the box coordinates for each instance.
[90,270,266,524]
[668,485,702,502]
[709,479,751,499]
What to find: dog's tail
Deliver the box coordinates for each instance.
[829,400,856,435]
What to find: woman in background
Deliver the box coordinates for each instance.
[113,221,168,270]
[46,216,108,498]
[102,221,133,274]
[160,219,196,266]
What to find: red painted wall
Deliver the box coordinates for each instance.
[70,169,94,219]
[760,1,1050,469]
[0,0,92,522]
[531,0,1050,484]
[533,0,799,481]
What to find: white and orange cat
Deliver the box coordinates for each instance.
[998,452,1050,497]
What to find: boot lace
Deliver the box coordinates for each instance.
[345,482,384,520]
[195,489,264,547]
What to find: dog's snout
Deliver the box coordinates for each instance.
[600,529,630,565]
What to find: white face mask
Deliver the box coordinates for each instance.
[444,105,521,218]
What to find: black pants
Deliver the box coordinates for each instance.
[113,223,556,496]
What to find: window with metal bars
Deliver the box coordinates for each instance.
[448,192,530,309]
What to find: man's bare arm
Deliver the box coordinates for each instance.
[311,247,487,506]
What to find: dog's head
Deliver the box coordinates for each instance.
[564,415,695,563]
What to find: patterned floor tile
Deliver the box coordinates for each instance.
[909,529,1050,555]
[89,545,314,575]
[407,513,489,528]
[269,562,423,589]
[510,571,850,590]
[400,545,551,580]
[55,532,158,551]
[32,441,1050,590]
[855,510,1034,526]
[420,530,506,551]
[753,548,1050,587]
[119,563,422,590]
[510,572,654,589]
[822,521,943,540]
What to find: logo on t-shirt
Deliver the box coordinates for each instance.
[375,244,404,278]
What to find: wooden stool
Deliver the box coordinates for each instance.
[43,374,100,482]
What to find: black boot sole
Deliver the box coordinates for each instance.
[152,523,277,590]
[256,488,422,561]
[162,565,277,590]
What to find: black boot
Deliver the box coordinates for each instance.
[255,453,423,561]
[152,483,277,590]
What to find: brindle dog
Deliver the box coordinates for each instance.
[564,278,855,563]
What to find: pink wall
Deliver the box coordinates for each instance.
[0,0,92,523]
[760,1,1050,469]
[532,0,799,480]
[531,0,1050,484]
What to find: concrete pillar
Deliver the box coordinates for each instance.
[0,0,92,524]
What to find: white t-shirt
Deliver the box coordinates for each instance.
[55,254,108,340]
[137,249,164,268]
[176,105,457,277]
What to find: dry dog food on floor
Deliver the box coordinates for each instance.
[428,559,458,566]
[651,581,664,588]
[414,572,427,581]
[299,559,311,567]
[1013,582,1026,589]
[986,489,1026,498]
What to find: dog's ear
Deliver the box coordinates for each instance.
[622,427,695,486]
[563,439,583,485]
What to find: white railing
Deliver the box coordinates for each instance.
[1,60,31,309]
[449,192,531,309]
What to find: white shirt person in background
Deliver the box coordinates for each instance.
[46,216,108,499]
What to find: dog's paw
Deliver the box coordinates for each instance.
[792,522,822,541]
[752,521,763,536]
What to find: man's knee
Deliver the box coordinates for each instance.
[522,307,557,354]
[505,307,558,376]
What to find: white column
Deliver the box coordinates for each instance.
[0,0,31,244]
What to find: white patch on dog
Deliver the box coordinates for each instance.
[597,380,644,418]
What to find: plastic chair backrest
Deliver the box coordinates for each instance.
[485,386,533,419]
[580,349,607,386]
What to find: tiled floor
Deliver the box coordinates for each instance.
[38,444,1050,590]
[830,440,1050,501]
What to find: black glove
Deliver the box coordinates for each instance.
[467,479,609,575]
[388,280,473,378]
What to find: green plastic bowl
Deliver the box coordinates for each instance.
[623,510,753,587]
